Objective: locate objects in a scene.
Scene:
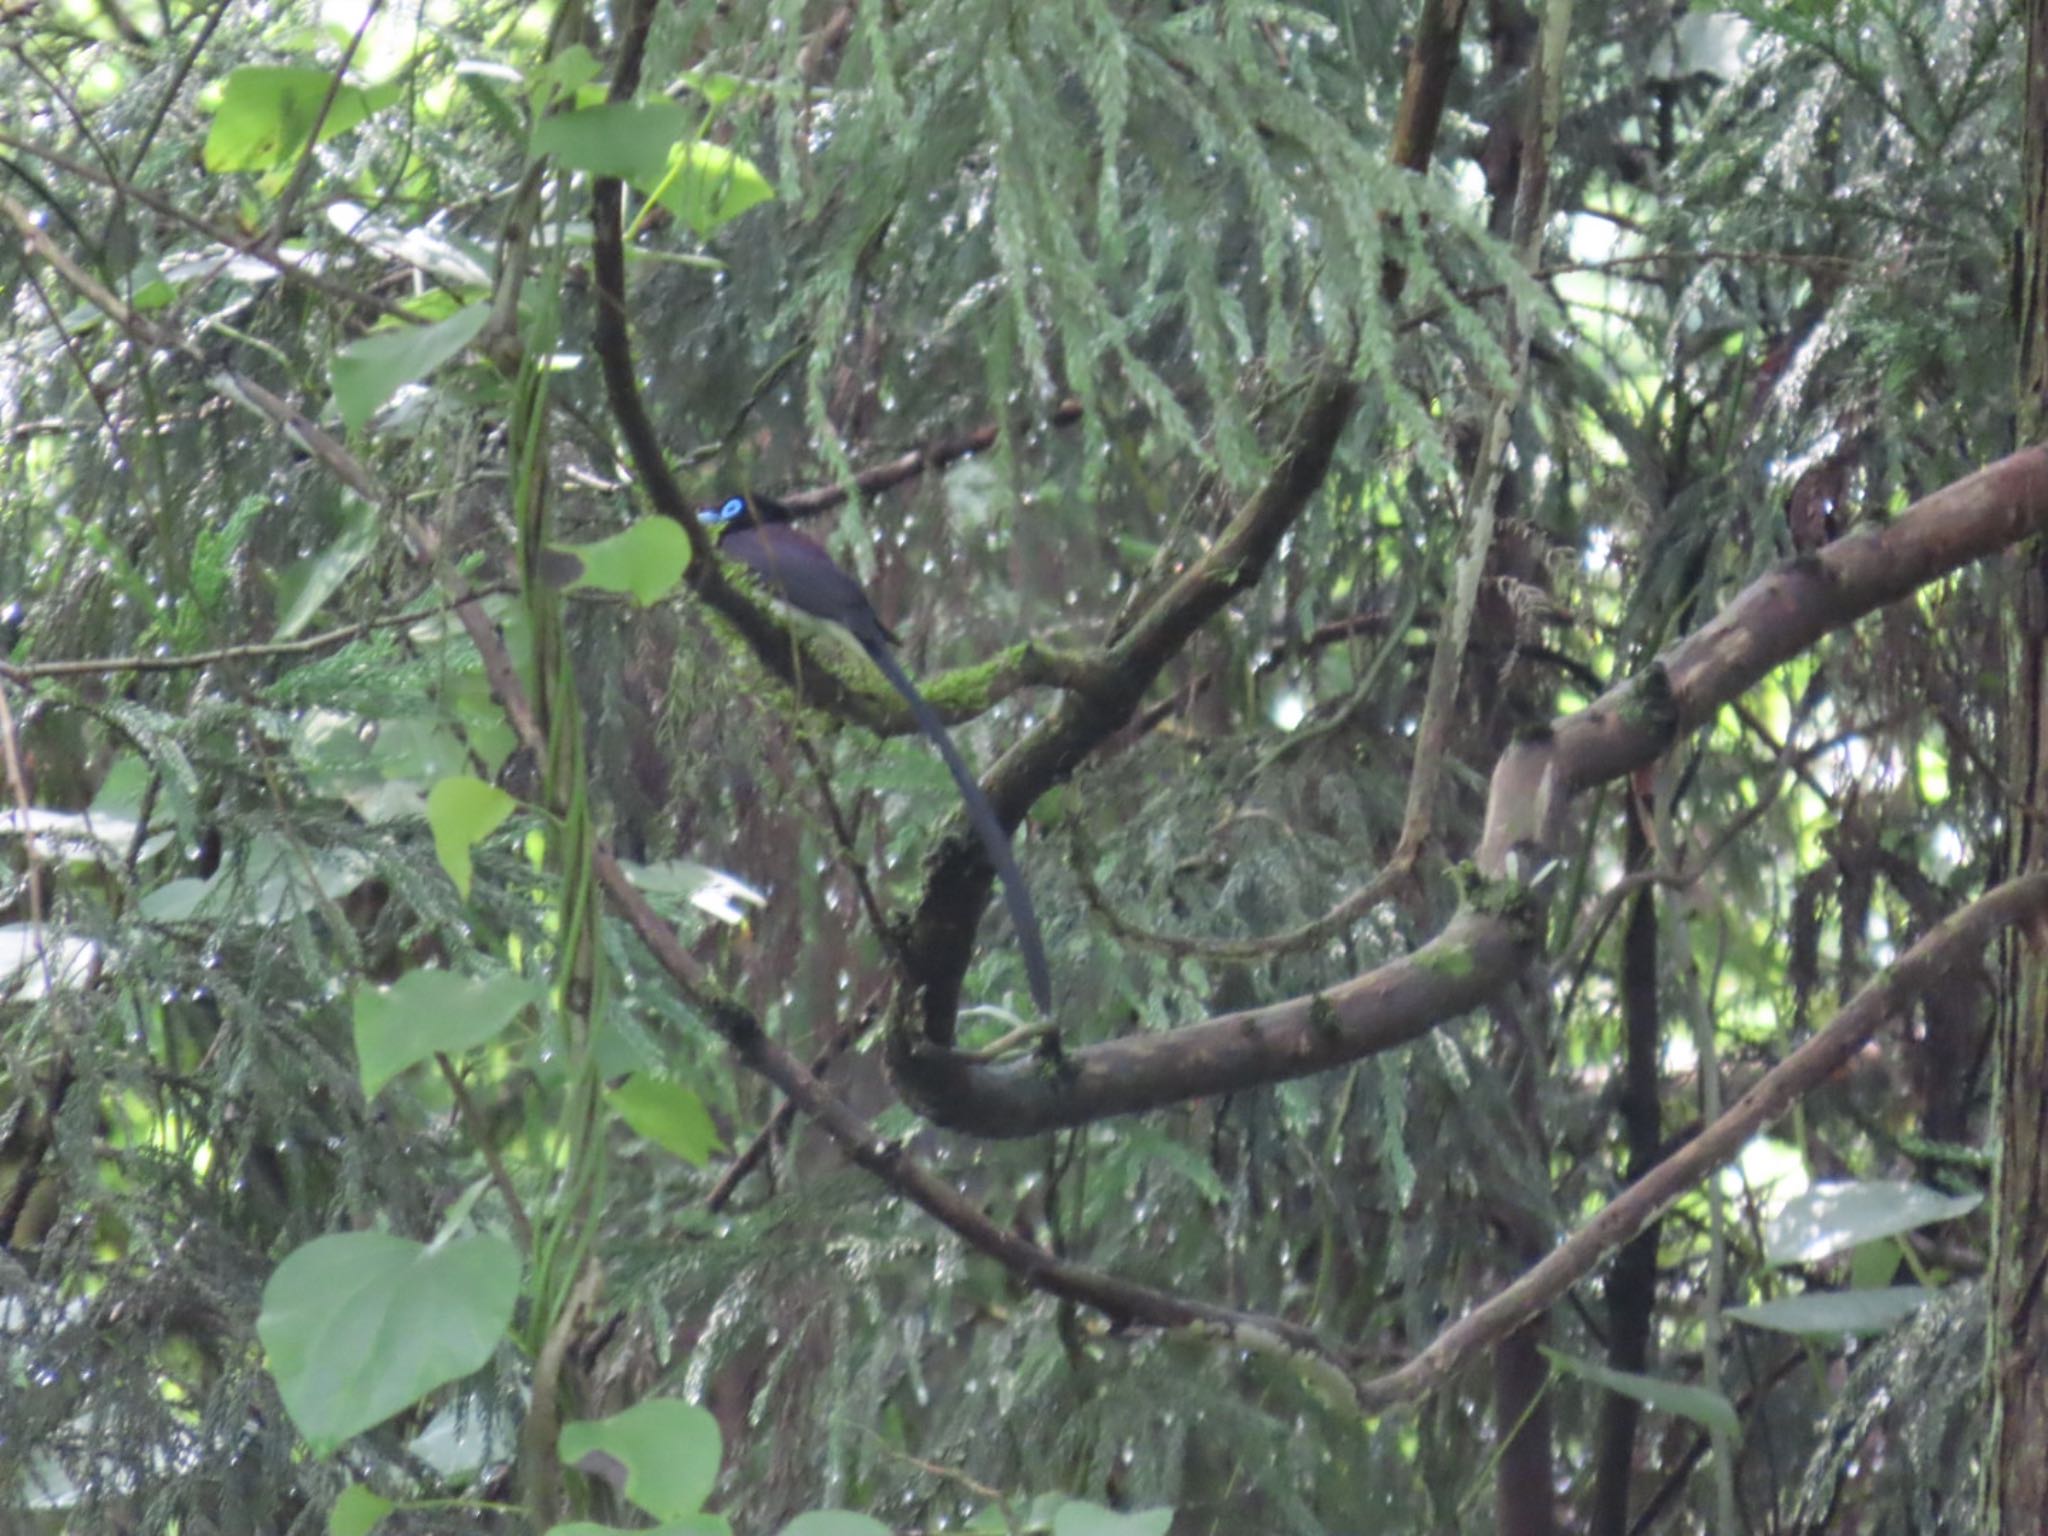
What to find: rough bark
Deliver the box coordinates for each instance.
[1995,1,2048,1526]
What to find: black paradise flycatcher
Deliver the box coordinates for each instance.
[700,494,1053,1016]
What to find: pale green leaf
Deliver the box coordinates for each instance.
[426,775,517,897]
[1052,1502,1173,1536]
[1765,1181,1982,1267]
[330,1483,393,1536]
[608,1075,724,1166]
[650,142,775,236]
[258,1232,519,1454]
[543,518,692,606]
[203,66,397,172]
[332,304,491,433]
[780,1514,892,1536]
[1726,1286,1939,1337]
[353,966,541,1100]
[558,1399,722,1522]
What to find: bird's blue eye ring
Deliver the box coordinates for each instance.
[698,496,747,525]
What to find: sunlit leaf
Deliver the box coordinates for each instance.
[426,775,517,897]
[1765,1181,1982,1267]
[203,66,398,172]
[649,142,775,236]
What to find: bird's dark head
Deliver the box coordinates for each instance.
[698,494,754,533]
[698,493,791,533]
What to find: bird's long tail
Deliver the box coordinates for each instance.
[860,638,1053,1016]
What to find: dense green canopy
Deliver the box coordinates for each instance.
[0,2,2032,1533]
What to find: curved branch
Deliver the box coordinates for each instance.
[896,372,1362,1044]
[895,900,1539,1138]
[903,441,2048,1138]
[1540,445,2048,826]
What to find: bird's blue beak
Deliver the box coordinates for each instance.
[698,496,747,526]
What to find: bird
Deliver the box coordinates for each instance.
[698,493,1052,1016]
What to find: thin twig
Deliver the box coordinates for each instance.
[0,589,509,682]
[438,1052,536,1255]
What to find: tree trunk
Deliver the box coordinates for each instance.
[1996,2,2048,1527]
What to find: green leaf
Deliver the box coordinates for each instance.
[1726,1286,1939,1337]
[258,1232,520,1454]
[330,1483,394,1536]
[203,66,398,172]
[332,303,492,434]
[275,502,379,638]
[619,859,767,923]
[543,518,692,606]
[530,104,772,236]
[547,1524,728,1536]
[1542,1350,1739,1442]
[426,775,517,897]
[1052,1503,1173,1536]
[558,1399,722,1521]
[780,1514,893,1536]
[648,142,775,236]
[528,44,603,110]
[532,100,689,183]
[608,1075,724,1166]
[353,966,541,1100]
[139,835,372,925]
[1764,1181,1983,1266]
[454,62,524,140]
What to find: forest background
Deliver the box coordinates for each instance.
[3,1,2047,1533]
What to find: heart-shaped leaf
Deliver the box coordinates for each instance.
[558,1399,722,1521]
[353,966,541,1099]
[259,1232,520,1453]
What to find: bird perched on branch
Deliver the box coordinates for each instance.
[699,493,1052,1016]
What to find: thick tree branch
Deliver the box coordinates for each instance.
[895,373,1361,1045]
[896,900,1538,1137]
[913,441,2048,1138]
